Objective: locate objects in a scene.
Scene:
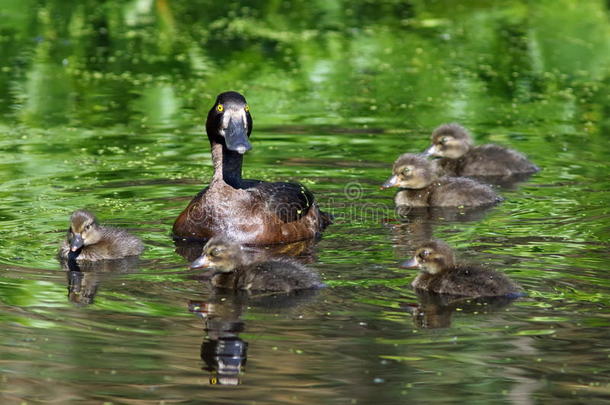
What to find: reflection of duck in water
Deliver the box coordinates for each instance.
[58,210,144,261]
[66,262,99,306]
[190,237,324,293]
[401,240,521,297]
[423,123,539,178]
[381,154,501,208]
[189,297,248,386]
[189,289,321,385]
[63,256,141,306]
[402,290,519,329]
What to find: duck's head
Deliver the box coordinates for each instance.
[67,210,102,252]
[423,123,473,159]
[206,91,253,155]
[381,153,435,189]
[190,237,245,275]
[401,240,455,274]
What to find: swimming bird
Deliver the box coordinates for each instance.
[423,123,539,177]
[172,91,331,244]
[401,240,521,297]
[382,153,501,207]
[190,237,324,293]
[58,210,144,261]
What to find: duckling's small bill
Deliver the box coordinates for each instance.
[381,175,399,189]
[190,254,212,270]
[400,258,418,268]
[70,234,84,252]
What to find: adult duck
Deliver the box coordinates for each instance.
[172,91,331,244]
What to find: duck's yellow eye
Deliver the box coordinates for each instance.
[217,104,224,112]
[244,105,249,112]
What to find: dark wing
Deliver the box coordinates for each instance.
[247,181,316,223]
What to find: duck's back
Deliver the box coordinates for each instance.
[414,265,520,297]
[173,179,331,244]
[428,177,500,207]
[60,227,144,261]
[235,259,323,292]
[457,144,538,176]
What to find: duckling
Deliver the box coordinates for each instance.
[58,210,144,261]
[190,237,324,293]
[401,240,521,297]
[381,154,501,207]
[423,123,539,176]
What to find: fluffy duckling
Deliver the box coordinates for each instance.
[382,154,501,207]
[58,210,144,261]
[424,123,539,176]
[401,240,521,297]
[190,237,323,293]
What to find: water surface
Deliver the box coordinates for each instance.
[1,1,610,403]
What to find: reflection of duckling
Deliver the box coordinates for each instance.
[61,256,141,305]
[190,237,324,292]
[58,210,144,261]
[67,268,99,306]
[382,154,501,207]
[402,290,519,329]
[401,240,521,297]
[189,299,248,386]
[424,123,539,176]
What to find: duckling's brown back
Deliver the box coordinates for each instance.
[235,259,323,293]
[461,145,539,176]
[427,265,520,297]
[429,177,501,207]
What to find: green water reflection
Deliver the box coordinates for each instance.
[1,0,609,403]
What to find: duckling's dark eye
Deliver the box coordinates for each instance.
[209,248,221,258]
[440,137,449,145]
[402,167,411,176]
[85,224,91,231]
[419,250,430,259]
[217,104,224,112]
[244,105,249,112]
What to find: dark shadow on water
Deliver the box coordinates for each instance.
[62,257,141,306]
[189,288,321,385]
[401,290,520,329]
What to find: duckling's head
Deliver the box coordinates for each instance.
[206,91,253,155]
[190,237,245,274]
[381,153,435,189]
[401,240,455,274]
[423,123,473,159]
[67,210,102,252]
